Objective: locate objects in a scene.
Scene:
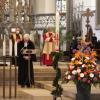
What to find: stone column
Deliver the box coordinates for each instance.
[66,0,73,32]
[28,0,34,30]
[66,0,73,51]
[33,0,56,14]
[96,0,100,29]
[9,0,16,22]
[17,0,23,25]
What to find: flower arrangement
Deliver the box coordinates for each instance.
[65,42,100,87]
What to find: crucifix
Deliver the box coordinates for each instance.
[82,8,94,42]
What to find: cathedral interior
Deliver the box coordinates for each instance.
[0,0,100,100]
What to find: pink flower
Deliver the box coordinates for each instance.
[87,80,91,84]
[71,75,75,80]
[82,78,87,82]
[93,77,98,82]
[72,49,77,53]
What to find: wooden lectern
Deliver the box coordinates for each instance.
[23,49,36,87]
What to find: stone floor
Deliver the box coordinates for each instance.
[0,62,99,100]
[0,83,99,100]
[0,86,74,100]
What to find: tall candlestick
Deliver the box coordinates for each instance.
[55,11,60,51]
[1,34,3,39]
[9,39,12,56]
[3,40,6,56]
[4,35,6,41]
[14,41,17,56]
[56,11,60,33]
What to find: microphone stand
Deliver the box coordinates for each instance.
[23,49,35,87]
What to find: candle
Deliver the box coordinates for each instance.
[3,40,6,56]
[55,11,60,51]
[4,34,6,40]
[1,34,3,39]
[14,41,17,56]
[9,39,12,56]
[56,11,60,33]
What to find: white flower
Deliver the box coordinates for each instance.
[92,65,95,68]
[72,70,77,75]
[85,57,90,60]
[71,58,75,61]
[68,75,71,79]
[79,62,82,64]
[82,64,85,68]
[65,72,68,75]
[89,73,94,78]
[77,69,81,73]
[70,65,74,69]
[80,73,84,78]
[93,62,96,65]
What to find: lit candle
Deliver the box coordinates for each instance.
[9,39,12,56]
[14,41,17,56]
[3,40,6,56]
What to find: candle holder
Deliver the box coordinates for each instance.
[14,55,17,98]
[2,55,17,98]
[3,56,6,98]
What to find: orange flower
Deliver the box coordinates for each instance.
[75,60,80,64]
[84,59,89,63]
[75,51,81,58]
[91,51,96,57]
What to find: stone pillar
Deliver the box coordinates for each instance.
[96,0,100,29]
[9,0,16,22]
[66,0,73,51]
[66,0,73,32]
[0,0,5,22]
[17,0,23,24]
[28,0,34,30]
[33,0,56,14]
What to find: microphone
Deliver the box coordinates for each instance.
[20,42,28,53]
[20,46,25,53]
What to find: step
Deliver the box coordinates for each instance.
[20,88,74,100]
[35,81,100,100]
[0,65,67,82]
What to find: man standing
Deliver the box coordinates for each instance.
[42,27,55,66]
[17,34,36,88]
[10,27,22,65]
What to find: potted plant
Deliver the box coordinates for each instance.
[64,41,100,100]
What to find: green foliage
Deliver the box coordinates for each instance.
[51,52,63,99]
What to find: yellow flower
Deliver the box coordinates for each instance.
[75,51,81,58]
[84,59,89,63]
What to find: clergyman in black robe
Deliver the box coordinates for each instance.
[17,34,36,88]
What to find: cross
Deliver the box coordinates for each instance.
[82,8,94,41]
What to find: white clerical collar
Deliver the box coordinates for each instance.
[24,42,28,47]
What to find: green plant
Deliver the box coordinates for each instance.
[51,52,63,100]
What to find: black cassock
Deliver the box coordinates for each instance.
[17,40,36,87]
